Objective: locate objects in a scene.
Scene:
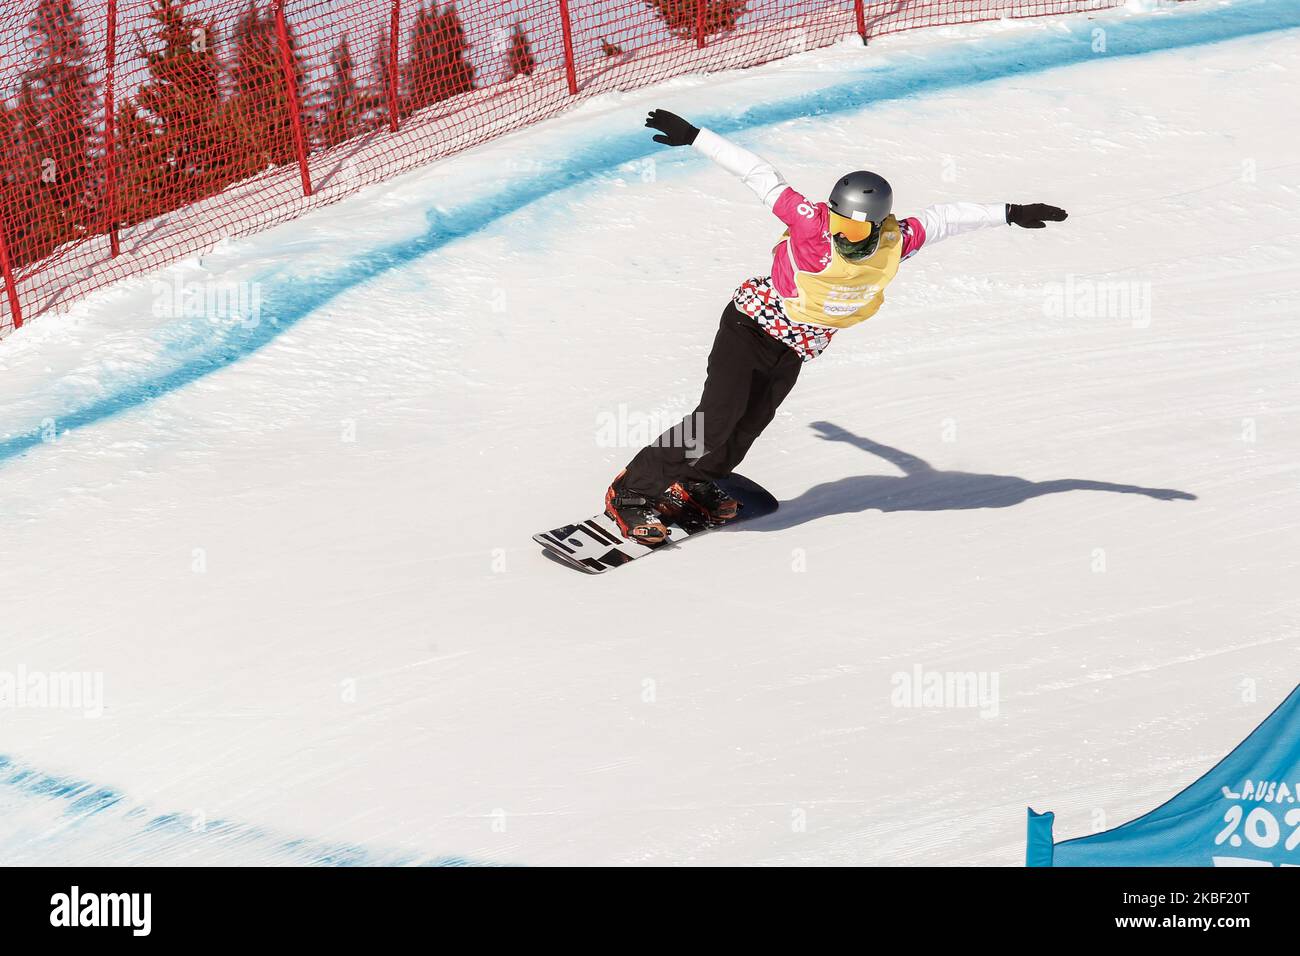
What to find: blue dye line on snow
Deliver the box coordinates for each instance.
[2,0,1298,468]
[0,754,482,866]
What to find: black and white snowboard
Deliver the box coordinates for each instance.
[533,474,778,574]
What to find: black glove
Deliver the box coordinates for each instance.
[1006,203,1068,229]
[645,109,699,147]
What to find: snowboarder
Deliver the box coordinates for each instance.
[604,109,1068,545]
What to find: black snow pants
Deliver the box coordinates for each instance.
[623,302,802,497]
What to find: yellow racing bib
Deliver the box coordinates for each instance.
[782,215,902,329]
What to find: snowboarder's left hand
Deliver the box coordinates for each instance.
[1006,203,1068,229]
[645,109,699,147]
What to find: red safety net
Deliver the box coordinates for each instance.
[0,0,1120,334]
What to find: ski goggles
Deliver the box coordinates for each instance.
[828,212,875,243]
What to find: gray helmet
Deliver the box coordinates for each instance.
[827,171,893,225]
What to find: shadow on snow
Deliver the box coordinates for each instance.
[751,421,1195,531]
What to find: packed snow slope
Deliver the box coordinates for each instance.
[1,0,1298,865]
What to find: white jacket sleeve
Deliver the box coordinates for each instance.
[692,128,788,209]
[916,202,1008,247]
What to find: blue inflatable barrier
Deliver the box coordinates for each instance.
[1027,685,1300,866]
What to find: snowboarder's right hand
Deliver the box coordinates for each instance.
[646,109,699,147]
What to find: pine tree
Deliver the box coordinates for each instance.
[131,0,233,209]
[360,32,399,131]
[12,0,97,263]
[226,0,306,176]
[404,3,437,117]
[437,6,476,98]
[110,99,170,228]
[645,0,747,41]
[2,86,53,266]
[0,99,50,268]
[404,2,475,116]
[0,104,21,187]
[315,35,362,147]
[505,23,535,79]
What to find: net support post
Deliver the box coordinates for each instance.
[386,0,402,130]
[0,221,21,330]
[558,0,579,95]
[104,0,121,256]
[272,0,313,197]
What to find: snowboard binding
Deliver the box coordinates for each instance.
[604,472,669,546]
[662,479,742,525]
